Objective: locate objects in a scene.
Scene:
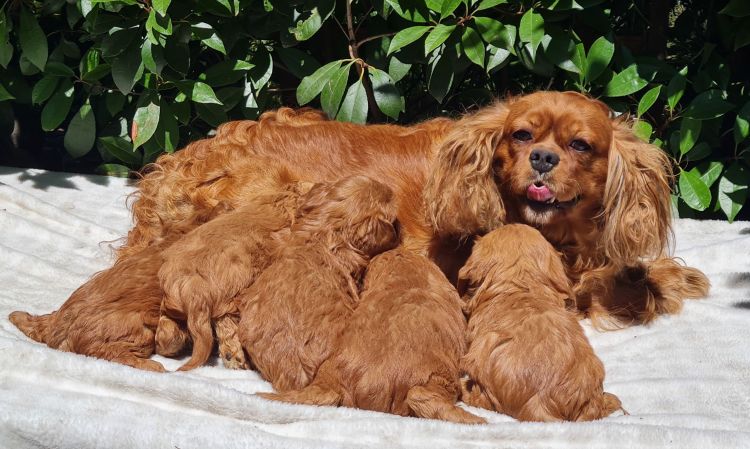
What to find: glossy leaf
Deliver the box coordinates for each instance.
[637,86,661,117]
[719,0,750,17]
[425,25,456,55]
[337,80,368,124]
[518,9,544,60]
[297,60,345,105]
[320,64,351,118]
[603,64,648,97]
[99,136,141,166]
[683,90,734,120]
[476,0,508,11]
[585,36,613,83]
[19,6,48,70]
[679,118,701,155]
[461,27,485,67]
[718,163,749,222]
[666,67,687,112]
[131,97,161,149]
[64,103,96,158]
[633,120,653,142]
[111,43,144,95]
[41,80,74,131]
[679,169,711,211]
[388,26,430,55]
[32,76,60,104]
[369,67,404,119]
[734,101,750,145]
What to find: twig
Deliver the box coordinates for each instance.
[345,0,383,122]
[354,32,396,49]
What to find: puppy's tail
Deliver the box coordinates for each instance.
[258,383,342,407]
[576,391,623,422]
[9,311,54,344]
[407,382,486,425]
[178,303,214,371]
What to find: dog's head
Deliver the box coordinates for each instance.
[427,91,672,265]
[295,175,400,257]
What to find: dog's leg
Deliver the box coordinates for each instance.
[9,311,53,344]
[258,383,342,406]
[215,315,248,370]
[178,303,214,371]
[407,379,486,424]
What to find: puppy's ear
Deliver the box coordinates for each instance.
[424,102,509,237]
[602,119,673,266]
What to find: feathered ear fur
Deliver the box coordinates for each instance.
[601,118,673,267]
[423,102,509,237]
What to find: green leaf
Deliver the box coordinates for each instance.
[19,6,48,71]
[288,0,335,41]
[666,67,687,112]
[337,79,368,124]
[476,0,508,11]
[141,40,167,75]
[177,81,222,104]
[718,163,749,222]
[461,27,485,67]
[320,64,351,118]
[486,44,510,72]
[678,118,701,155]
[32,76,60,104]
[98,136,141,166]
[131,96,161,149]
[678,169,711,211]
[96,163,131,177]
[101,28,138,58]
[439,0,462,19]
[683,90,734,120]
[685,142,711,162]
[719,0,750,17]
[154,101,179,153]
[388,56,411,82]
[276,47,320,80]
[385,0,429,22]
[192,22,225,54]
[734,101,750,145]
[369,67,404,119]
[205,59,254,86]
[196,103,227,127]
[388,26,430,55]
[425,25,456,54]
[111,42,144,95]
[603,64,648,97]
[585,36,613,83]
[45,61,75,77]
[632,120,653,142]
[518,9,544,60]
[473,17,502,44]
[64,103,96,158]
[428,52,454,103]
[0,11,13,68]
[637,86,661,117]
[735,18,750,50]
[297,60,345,105]
[0,83,14,101]
[695,160,724,188]
[153,0,171,16]
[41,80,74,131]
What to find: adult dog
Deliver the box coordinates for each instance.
[122,91,708,325]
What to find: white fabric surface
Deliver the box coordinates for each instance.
[0,166,749,449]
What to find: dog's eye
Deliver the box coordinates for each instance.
[512,130,532,142]
[570,139,591,152]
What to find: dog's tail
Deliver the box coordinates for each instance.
[407,381,486,424]
[576,391,624,422]
[177,302,214,371]
[257,383,342,406]
[9,311,54,344]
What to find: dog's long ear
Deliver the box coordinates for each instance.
[424,102,509,237]
[601,119,673,266]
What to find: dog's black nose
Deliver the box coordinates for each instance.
[529,149,560,173]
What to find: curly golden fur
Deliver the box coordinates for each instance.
[260,248,485,424]
[156,158,313,371]
[121,92,708,326]
[458,224,622,421]
[237,175,399,391]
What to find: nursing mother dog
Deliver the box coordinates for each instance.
[125,90,708,327]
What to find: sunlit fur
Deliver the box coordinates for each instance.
[259,248,485,424]
[7,212,219,372]
[237,175,399,392]
[156,157,313,371]
[122,93,708,325]
[458,224,622,422]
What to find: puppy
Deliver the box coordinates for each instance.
[157,176,313,371]
[260,248,486,424]
[7,214,215,372]
[237,175,399,391]
[458,224,622,422]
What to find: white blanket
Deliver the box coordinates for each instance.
[1,166,749,449]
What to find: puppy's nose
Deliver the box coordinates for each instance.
[529,149,560,173]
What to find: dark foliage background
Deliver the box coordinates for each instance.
[0,0,748,220]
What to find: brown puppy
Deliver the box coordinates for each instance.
[260,248,485,425]
[7,214,212,372]
[458,224,622,422]
[238,175,399,392]
[157,174,313,371]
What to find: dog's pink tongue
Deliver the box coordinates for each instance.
[527,184,554,202]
